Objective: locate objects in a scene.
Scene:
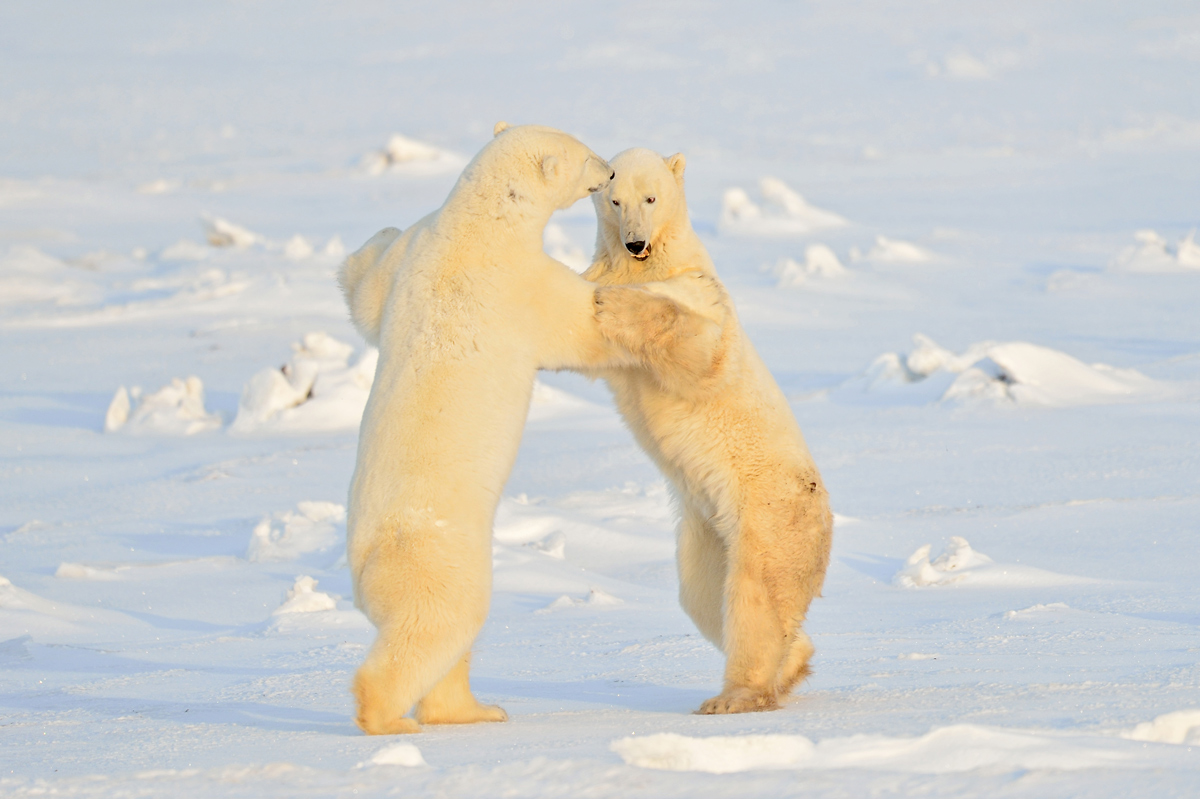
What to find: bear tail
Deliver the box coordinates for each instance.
[338,226,403,346]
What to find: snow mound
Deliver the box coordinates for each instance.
[840,334,1169,407]
[612,724,1132,774]
[613,733,812,773]
[247,501,346,563]
[55,562,123,581]
[231,332,378,434]
[1004,602,1072,620]
[895,537,1090,588]
[536,587,622,613]
[1111,230,1200,273]
[544,223,589,272]
[360,743,427,768]
[1124,710,1200,745]
[272,575,337,615]
[201,214,263,248]
[104,376,221,435]
[527,530,567,559]
[719,178,849,236]
[851,236,935,263]
[361,134,466,176]
[771,244,847,287]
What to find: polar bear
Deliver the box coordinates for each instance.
[584,148,833,714]
[338,123,626,735]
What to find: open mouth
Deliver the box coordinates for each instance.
[632,246,651,261]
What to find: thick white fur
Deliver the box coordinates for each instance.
[585,148,833,714]
[338,124,627,735]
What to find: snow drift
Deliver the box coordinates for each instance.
[612,724,1137,774]
[837,334,1170,407]
[105,376,222,435]
[851,236,936,264]
[894,537,1091,588]
[770,244,847,287]
[719,178,848,236]
[247,501,346,563]
[232,332,378,434]
[1111,230,1200,273]
[360,134,466,176]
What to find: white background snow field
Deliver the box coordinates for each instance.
[1,2,1199,796]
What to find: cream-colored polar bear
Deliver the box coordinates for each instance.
[584,148,833,714]
[338,123,624,735]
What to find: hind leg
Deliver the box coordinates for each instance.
[415,651,508,726]
[352,529,494,735]
[696,532,791,715]
[677,503,727,647]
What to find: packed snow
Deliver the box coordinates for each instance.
[3,2,1200,798]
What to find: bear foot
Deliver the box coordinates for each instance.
[353,669,422,735]
[356,712,421,736]
[415,701,508,726]
[696,686,779,715]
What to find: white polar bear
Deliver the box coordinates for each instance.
[338,123,625,735]
[585,148,833,714]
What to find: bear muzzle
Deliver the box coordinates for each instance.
[625,240,650,260]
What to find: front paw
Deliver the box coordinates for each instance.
[594,286,680,346]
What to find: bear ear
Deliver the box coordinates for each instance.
[666,153,686,182]
[493,121,510,137]
[541,154,559,181]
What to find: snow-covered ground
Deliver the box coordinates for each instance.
[2,2,1199,796]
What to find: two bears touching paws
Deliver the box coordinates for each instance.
[338,122,832,734]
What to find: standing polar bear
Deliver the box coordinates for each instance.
[338,123,624,735]
[585,148,833,714]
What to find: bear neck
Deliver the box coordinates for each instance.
[440,146,560,252]
[444,169,559,250]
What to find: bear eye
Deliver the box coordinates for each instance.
[646,197,656,204]
[612,200,620,206]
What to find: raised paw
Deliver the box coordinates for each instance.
[594,285,682,349]
[695,686,779,715]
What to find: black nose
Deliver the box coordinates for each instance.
[610,170,616,180]
[626,240,646,255]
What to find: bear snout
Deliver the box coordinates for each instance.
[625,240,650,259]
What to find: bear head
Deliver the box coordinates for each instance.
[593,148,687,262]
[489,122,614,212]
